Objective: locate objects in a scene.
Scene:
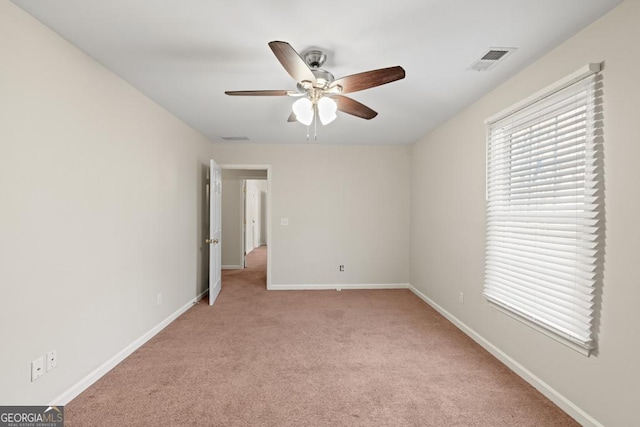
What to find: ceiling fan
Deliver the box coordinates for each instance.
[225,41,406,138]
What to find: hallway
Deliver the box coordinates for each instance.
[221,245,267,290]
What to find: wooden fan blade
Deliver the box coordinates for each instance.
[331,66,405,94]
[332,95,378,120]
[225,90,293,96]
[268,41,316,84]
[287,112,297,122]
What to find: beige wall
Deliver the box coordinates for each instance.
[221,170,267,268]
[0,2,214,404]
[213,143,411,286]
[410,1,640,425]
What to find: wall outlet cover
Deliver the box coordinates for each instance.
[46,350,57,371]
[31,356,44,381]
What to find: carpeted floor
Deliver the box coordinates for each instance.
[65,246,578,426]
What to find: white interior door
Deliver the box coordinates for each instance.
[242,180,247,268]
[208,159,222,305]
[244,182,254,256]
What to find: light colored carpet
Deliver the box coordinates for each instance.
[66,246,578,426]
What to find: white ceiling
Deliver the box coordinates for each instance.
[12,0,621,145]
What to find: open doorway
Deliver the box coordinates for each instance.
[243,179,267,266]
[220,165,271,289]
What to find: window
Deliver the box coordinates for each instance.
[484,64,603,355]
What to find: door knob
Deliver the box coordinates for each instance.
[206,238,219,244]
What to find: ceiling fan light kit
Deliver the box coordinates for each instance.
[225,41,406,140]
[317,97,337,125]
[292,97,313,125]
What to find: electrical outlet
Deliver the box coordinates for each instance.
[280,218,289,226]
[459,292,464,304]
[46,350,57,371]
[157,293,162,306]
[31,357,44,381]
[339,265,344,272]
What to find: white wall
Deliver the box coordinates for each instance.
[213,143,411,287]
[221,170,267,268]
[0,2,214,404]
[410,1,640,425]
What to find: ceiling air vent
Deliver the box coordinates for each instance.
[468,47,516,72]
[220,136,250,141]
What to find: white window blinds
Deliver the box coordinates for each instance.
[484,64,603,355]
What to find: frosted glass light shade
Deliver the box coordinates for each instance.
[318,97,337,125]
[292,97,313,126]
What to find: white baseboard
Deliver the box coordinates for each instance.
[51,288,209,405]
[408,285,602,427]
[222,265,243,270]
[268,283,410,291]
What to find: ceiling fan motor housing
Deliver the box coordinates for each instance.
[296,68,335,92]
[297,49,335,90]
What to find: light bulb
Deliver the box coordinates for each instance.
[318,97,337,125]
[292,97,313,126]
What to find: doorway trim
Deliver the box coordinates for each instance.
[220,164,272,290]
